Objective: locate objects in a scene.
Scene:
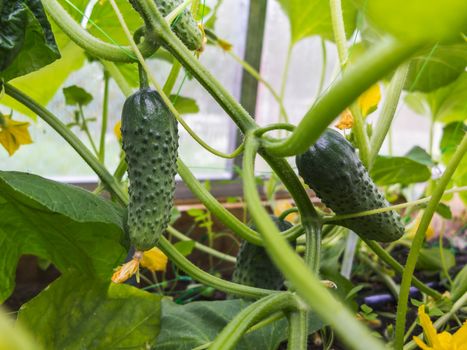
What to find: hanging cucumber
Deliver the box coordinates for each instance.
[155,0,203,51]
[296,128,404,242]
[232,216,294,290]
[121,71,178,251]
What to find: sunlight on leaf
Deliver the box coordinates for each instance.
[0,113,33,156]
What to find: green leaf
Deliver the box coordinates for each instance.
[115,62,140,88]
[154,299,324,349]
[440,122,466,164]
[173,240,195,256]
[276,0,357,43]
[0,40,85,119]
[435,203,452,219]
[62,85,93,106]
[416,248,455,271]
[451,265,467,301]
[0,0,60,81]
[194,4,211,21]
[0,171,126,302]
[359,0,467,41]
[170,95,200,114]
[404,43,467,92]
[87,0,144,46]
[370,156,432,185]
[405,146,434,167]
[17,272,161,350]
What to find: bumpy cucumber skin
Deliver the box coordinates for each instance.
[296,129,404,242]
[232,217,293,290]
[155,0,203,51]
[121,88,178,251]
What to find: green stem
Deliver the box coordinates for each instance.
[362,239,441,299]
[157,236,272,299]
[350,105,371,168]
[359,253,399,299]
[100,60,133,97]
[78,105,99,155]
[167,226,236,263]
[329,0,349,66]
[429,118,435,157]
[3,83,128,204]
[262,39,420,157]
[317,38,327,96]
[394,134,467,349]
[323,186,467,222]
[369,63,409,167]
[243,134,386,350]
[165,0,192,24]
[279,42,293,124]
[99,70,110,162]
[177,158,303,245]
[209,293,300,350]
[163,60,182,95]
[41,0,158,62]
[287,311,308,350]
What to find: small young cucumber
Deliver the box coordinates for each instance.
[296,128,404,242]
[232,217,294,290]
[121,88,178,251]
[155,0,203,51]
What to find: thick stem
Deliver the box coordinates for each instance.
[369,63,409,167]
[157,236,272,299]
[393,134,467,349]
[209,293,300,350]
[287,311,308,350]
[42,0,158,62]
[262,39,420,157]
[329,0,348,67]
[4,83,128,204]
[243,134,386,350]
[99,70,110,162]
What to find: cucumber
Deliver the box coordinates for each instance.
[295,128,404,242]
[232,217,293,290]
[121,88,178,251]
[155,0,203,51]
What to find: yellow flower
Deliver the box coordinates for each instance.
[273,199,298,223]
[111,257,139,284]
[413,305,467,350]
[0,113,33,156]
[406,211,435,240]
[335,108,354,130]
[114,120,122,141]
[140,247,168,272]
[358,83,381,117]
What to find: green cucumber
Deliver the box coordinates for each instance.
[296,128,404,242]
[121,88,178,251]
[232,217,293,290]
[155,0,203,51]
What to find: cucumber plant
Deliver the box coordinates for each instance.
[0,0,466,350]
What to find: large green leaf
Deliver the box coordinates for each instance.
[155,299,324,349]
[405,43,467,93]
[0,307,40,350]
[87,0,144,45]
[370,156,431,185]
[17,272,161,350]
[0,0,60,81]
[405,72,467,123]
[359,0,467,41]
[276,0,357,43]
[0,171,126,301]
